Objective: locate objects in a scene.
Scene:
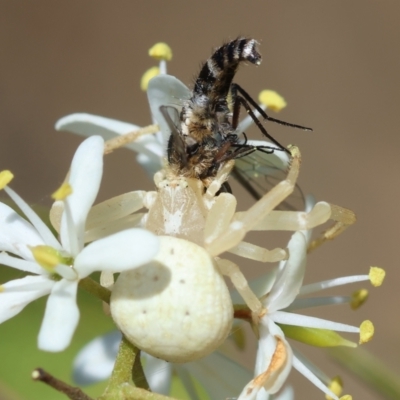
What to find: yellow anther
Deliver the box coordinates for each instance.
[31,245,62,271]
[340,396,352,400]
[52,182,72,201]
[140,66,160,91]
[258,90,287,112]
[0,170,14,189]
[326,376,343,399]
[350,289,368,310]
[0,285,4,293]
[369,266,385,287]
[359,320,374,344]
[148,42,172,61]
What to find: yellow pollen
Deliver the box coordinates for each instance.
[0,170,14,189]
[340,396,352,400]
[148,42,172,61]
[258,90,287,112]
[0,285,4,293]
[350,289,368,309]
[140,66,160,91]
[326,376,343,399]
[359,320,374,344]
[52,182,73,201]
[30,245,62,271]
[369,266,385,287]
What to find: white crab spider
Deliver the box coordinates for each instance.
[75,145,355,363]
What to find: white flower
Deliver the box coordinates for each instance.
[236,231,380,400]
[0,136,160,352]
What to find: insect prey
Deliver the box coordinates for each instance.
[163,37,312,186]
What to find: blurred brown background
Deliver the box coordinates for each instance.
[1,1,399,399]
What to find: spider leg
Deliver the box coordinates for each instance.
[204,192,237,244]
[235,201,356,252]
[228,241,287,262]
[206,146,301,257]
[203,160,235,202]
[307,204,356,253]
[216,258,263,315]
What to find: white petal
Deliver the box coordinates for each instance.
[271,311,360,333]
[0,202,45,260]
[74,228,160,276]
[143,353,171,395]
[256,319,292,394]
[272,386,294,400]
[292,355,339,400]
[55,113,163,172]
[0,275,54,323]
[4,187,61,250]
[56,113,140,139]
[73,331,122,385]
[183,351,253,399]
[38,279,79,352]
[238,319,292,400]
[60,136,104,256]
[266,232,307,312]
[147,75,191,147]
[136,153,164,178]
[0,252,43,274]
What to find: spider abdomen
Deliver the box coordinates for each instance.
[110,236,233,363]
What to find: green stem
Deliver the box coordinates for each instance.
[120,386,178,399]
[79,277,111,303]
[105,336,149,392]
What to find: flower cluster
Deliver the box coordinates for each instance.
[0,42,384,400]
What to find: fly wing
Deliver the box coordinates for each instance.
[147,74,191,149]
[232,140,305,211]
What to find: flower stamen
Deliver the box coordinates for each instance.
[369,266,385,287]
[326,376,343,400]
[141,67,160,91]
[258,90,287,112]
[30,245,69,272]
[52,182,73,201]
[148,42,172,61]
[350,289,368,309]
[0,170,14,189]
[359,320,374,344]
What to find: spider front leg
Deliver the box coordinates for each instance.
[84,190,150,242]
[236,201,356,253]
[205,146,301,257]
[228,241,287,263]
[216,258,263,316]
